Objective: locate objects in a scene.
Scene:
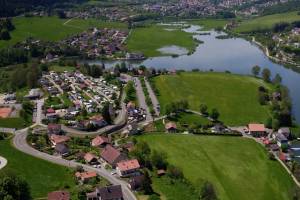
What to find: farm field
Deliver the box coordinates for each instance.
[126,25,197,57]
[0,139,76,198]
[234,11,300,33]
[0,16,127,48]
[153,72,271,126]
[138,134,295,200]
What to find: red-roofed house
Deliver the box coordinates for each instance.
[47,123,62,135]
[75,171,97,183]
[165,122,177,133]
[48,191,70,200]
[100,145,125,167]
[248,123,266,137]
[116,159,140,177]
[84,153,98,164]
[50,134,70,146]
[0,107,12,118]
[91,135,110,147]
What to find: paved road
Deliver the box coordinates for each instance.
[133,77,152,121]
[35,99,45,125]
[0,156,7,170]
[144,78,160,116]
[13,129,136,200]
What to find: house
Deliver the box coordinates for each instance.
[165,122,177,133]
[48,124,62,135]
[90,115,107,128]
[248,124,266,137]
[100,145,125,167]
[84,153,98,164]
[86,185,123,200]
[211,124,226,133]
[55,143,69,156]
[75,171,97,183]
[278,127,291,139]
[128,175,145,190]
[91,135,110,147]
[50,134,70,146]
[116,159,140,177]
[157,169,166,177]
[275,132,288,147]
[48,191,70,200]
[25,88,43,100]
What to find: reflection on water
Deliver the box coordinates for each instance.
[158,45,189,55]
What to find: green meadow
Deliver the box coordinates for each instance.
[138,134,295,200]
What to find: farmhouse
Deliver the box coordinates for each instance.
[55,143,69,156]
[86,185,123,200]
[91,135,110,147]
[116,159,140,177]
[275,132,288,147]
[278,127,291,139]
[75,171,97,183]
[100,145,125,167]
[248,124,266,137]
[165,122,177,133]
[50,135,70,146]
[84,153,98,164]
[48,191,70,200]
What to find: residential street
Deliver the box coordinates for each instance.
[13,129,137,200]
[144,77,160,116]
[133,77,152,121]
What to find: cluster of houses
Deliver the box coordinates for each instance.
[40,71,120,131]
[64,28,128,59]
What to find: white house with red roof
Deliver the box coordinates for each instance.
[248,123,266,137]
[116,159,140,177]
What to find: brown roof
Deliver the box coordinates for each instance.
[97,185,123,200]
[90,115,104,121]
[48,123,61,130]
[248,124,265,132]
[165,122,177,130]
[0,107,12,118]
[50,134,70,144]
[92,135,110,146]
[75,171,97,180]
[48,191,70,200]
[101,145,121,165]
[84,153,97,162]
[116,159,140,172]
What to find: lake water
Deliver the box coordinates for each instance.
[158,45,189,55]
[87,25,300,123]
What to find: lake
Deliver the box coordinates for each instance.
[87,25,300,124]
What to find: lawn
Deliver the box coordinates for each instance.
[153,72,271,126]
[126,25,198,57]
[188,18,229,31]
[49,65,76,73]
[138,134,295,200]
[234,11,300,33]
[0,118,27,129]
[0,139,76,199]
[0,16,127,48]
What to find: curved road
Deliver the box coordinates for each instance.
[13,130,136,200]
[0,156,7,170]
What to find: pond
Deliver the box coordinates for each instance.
[87,25,300,123]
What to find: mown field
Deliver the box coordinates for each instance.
[234,11,300,33]
[126,25,197,57]
[138,134,295,200]
[153,72,271,126]
[0,16,127,48]
[0,139,75,198]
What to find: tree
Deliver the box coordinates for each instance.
[251,65,261,77]
[102,102,112,124]
[200,181,218,200]
[262,68,271,82]
[272,118,280,130]
[141,170,153,195]
[0,29,11,40]
[0,172,32,200]
[167,165,184,180]
[210,108,220,121]
[130,141,151,166]
[200,104,208,115]
[151,150,168,170]
[273,73,282,85]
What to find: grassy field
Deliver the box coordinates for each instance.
[188,18,229,31]
[153,72,271,126]
[126,25,197,57]
[49,65,76,72]
[0,118,28,129]
[0,139,76,198]
[0,16,127,48]
[234,11,300,33]
[138,134,295,200]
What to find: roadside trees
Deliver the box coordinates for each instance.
[252,65,261,77]
[200,104,208,115]
[262,68,271,83]
[210,108,220,121]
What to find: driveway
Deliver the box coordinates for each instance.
[13,129,136,200]
[0,156,7,170]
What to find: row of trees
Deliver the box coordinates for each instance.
[199,104,220,121]
[0,18,14,40]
